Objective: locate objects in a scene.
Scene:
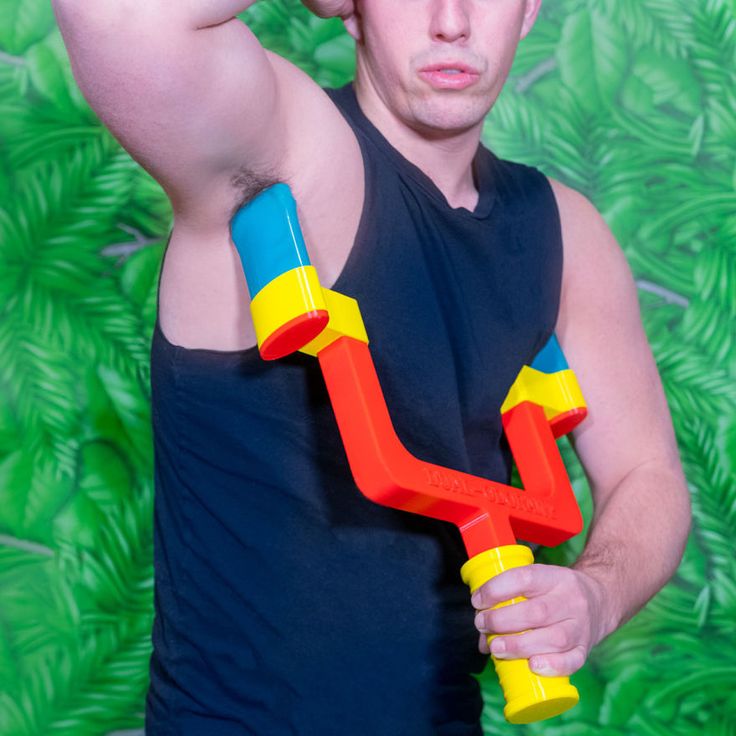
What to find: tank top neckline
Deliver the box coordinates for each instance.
[331,81,498,221]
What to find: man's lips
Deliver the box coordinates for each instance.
[419,62,481,75]
[418,64,480,90]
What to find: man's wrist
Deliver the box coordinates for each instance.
[572,556,623,646]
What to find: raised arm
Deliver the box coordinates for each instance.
[51,0,291,226]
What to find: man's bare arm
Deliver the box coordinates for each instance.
[471,182,692,674]
[551,178,692,635]
[51,0,288,226]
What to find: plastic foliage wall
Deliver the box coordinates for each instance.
[0,0,734,733]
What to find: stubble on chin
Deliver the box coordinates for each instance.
[405,92,490,136]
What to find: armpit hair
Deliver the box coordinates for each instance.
[229,165,285,219]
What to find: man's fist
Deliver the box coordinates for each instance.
[301,0,355,20]
[472,563,615,677]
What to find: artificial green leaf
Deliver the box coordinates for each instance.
[0,0,55,55]
[557,8,629,111]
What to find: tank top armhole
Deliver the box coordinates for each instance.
[322,88,379,298]
[541,170,564,344]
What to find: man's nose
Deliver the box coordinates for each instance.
[429,0,471,42]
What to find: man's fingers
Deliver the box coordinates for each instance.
[527,646,588,678]
[301,0,354,19]
[471,564,558,609]
[476,622,589,678]
[474,595,565,635]
[482,620,579,659]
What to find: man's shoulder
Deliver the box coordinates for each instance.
[547,176,636,337]
[546,177,600,222]
[546,177,622,268]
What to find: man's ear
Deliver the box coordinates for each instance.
[520,0,542,40]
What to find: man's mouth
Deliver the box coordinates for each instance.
[418,64,480,90]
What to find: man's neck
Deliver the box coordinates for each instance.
[353,77,483,211]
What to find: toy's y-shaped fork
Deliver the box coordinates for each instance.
[230,184,586,724]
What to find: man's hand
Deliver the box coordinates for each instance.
[301,0,355,19]
[471,563,614,677]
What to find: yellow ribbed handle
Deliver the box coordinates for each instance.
[460,545,580,724]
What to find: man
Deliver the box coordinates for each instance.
[52,0,691,733]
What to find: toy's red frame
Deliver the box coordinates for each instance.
[318,336,585,557]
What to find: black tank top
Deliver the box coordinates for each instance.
[146,81,563,736]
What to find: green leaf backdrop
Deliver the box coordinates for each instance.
[0,0,734,733]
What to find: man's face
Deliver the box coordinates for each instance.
[348,0,541,137]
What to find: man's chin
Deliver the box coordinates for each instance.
[408,101,487,138]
